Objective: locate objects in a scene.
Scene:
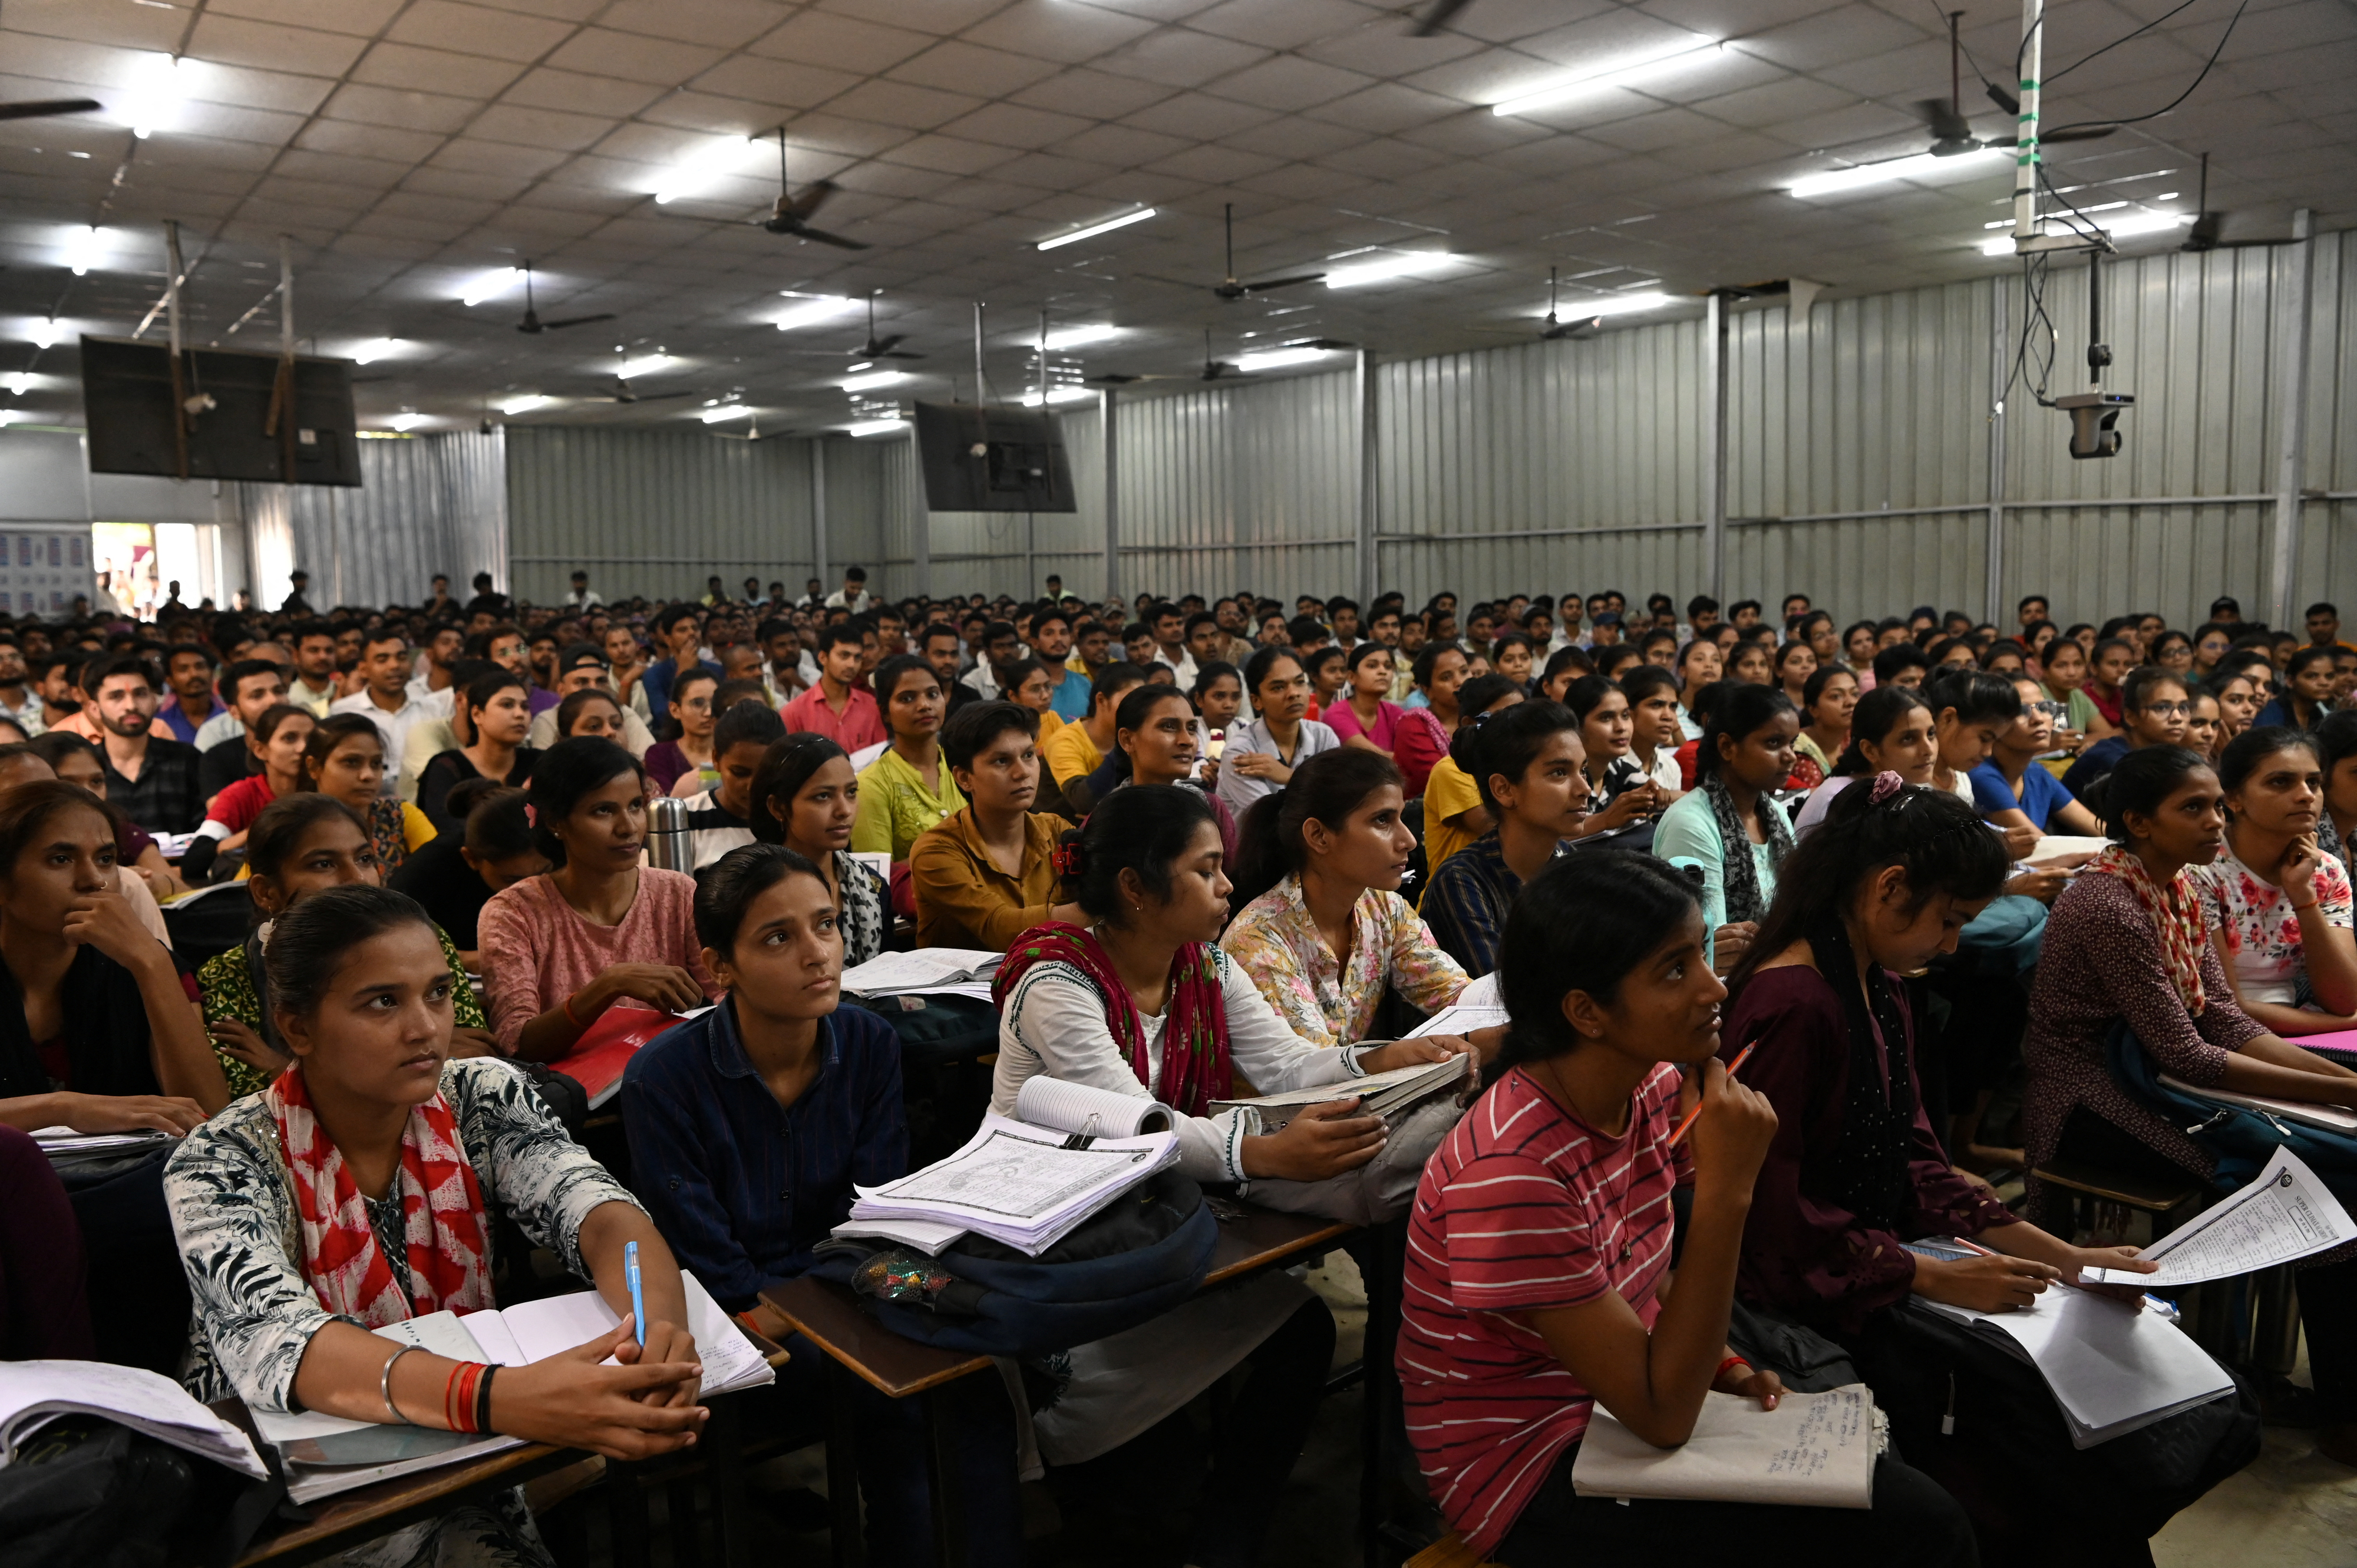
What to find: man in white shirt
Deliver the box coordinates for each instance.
[330,630,428,795]
[566,569,604,610]
[1148,600,1197,688]
[824,566,873,614]
[404,623,463,718]
[286,622,340,718]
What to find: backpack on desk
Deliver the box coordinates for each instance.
[0,1417,280,1568]
[809,1169,1215,1358]
[2107,1022,2357,1206]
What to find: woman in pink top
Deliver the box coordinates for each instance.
[477,737,718,1061]
[1327,642,1405,758]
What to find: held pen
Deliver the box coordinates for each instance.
[1668,1042,1755,1146]
[625,1239,646,1349]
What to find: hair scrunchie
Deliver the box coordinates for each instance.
[1868,769,1906,804]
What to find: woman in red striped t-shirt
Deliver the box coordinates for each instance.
[1397,851,1976,1566]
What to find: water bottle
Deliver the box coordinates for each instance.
[646,795,692,872]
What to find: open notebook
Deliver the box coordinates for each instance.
[252,1274,771,1502]
[1572,1387,1882,1508]
[842,947,1004,999]
[1,1360,267,1478]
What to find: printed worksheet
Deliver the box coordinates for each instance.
[2084,1147,2356,1288]
[881,1124,1161,1220]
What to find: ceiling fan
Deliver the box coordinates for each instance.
[580,375,698,405]
[1090,329,1247,385]
[514,263,615,334]
[752,130,866,249]
[849,293,921,359]
[1464,270,1606,342]
[0,97,100,122]
[1143,205,1325,301]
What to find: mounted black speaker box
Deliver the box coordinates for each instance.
[79,335,361,486]
[912,400,1076,513]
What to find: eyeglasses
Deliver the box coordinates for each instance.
[2141,701,2191,718]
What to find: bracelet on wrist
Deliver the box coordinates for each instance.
[1715,1355,1751,1384]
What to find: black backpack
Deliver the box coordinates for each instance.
[810,1169,1215,1358]
[0,1417,282,1568]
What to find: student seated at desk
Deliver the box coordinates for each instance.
[1420,699,1592,978]
[200,794,496,1100]
[1652,683,1800,975]
[301,714,438,877]
[417,669,539,836]
[1792,685,1937,835]
[1221,748,1474,1049]
[2193,726,2357,1035]
[1395,851,1976,1567]
[478,737,719,1062]
[1414,674,1526,890]
[1730,774,2253,1554]
[168,885,709,1567]
[1972,676,2103,836]
[992,785,1470,1567]
[388,781,551,970]
[910,701,1080,951]
[622,844,1022,1566]
[2028,745,2357,1464]
[850,655,962,867]
[748,733,888,968]
[181,701,313,883]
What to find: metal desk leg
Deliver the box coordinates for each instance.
[608,1457,651,1568]
[824,1361,864,1568]
[922,1387,964,1568]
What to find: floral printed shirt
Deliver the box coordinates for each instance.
[1220,874,1468,1048]
[164,1058,639,1410]
[197,924,487,1100]
[2191,846,2355,1007]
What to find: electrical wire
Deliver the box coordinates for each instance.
[2045,0,2206,85]
[2042,0,2249,140]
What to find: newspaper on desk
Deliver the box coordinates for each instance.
[2082,1146,2357,1289]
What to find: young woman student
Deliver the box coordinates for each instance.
[389,781,552,971]
[1652,683,1800,973]
[1724,775,2252,1557]
[1417,673,1526,885]
[1793,685,1937,834]
[910,701,1081,950]
[1790,664,1859,790]
[851,655,962,865]
[623,844,1021,1565]
[1396,850,1976,1567]
[202,794,496,1099]
[183,701,313,882]
[477,736,719,1061]
[302,714,438,876]
[168,885,710,1564]
[1420,699,1593,978]
[991,785,1471,1567]
[417,669,539,836]
[1972,678,2102,835]
[747,732,890,969]
[1215,647,1341,819]
[1221,749,1477,1049]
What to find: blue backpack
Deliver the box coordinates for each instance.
[2107,1024,2357,1207]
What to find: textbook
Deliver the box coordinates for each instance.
[2157,1072,2357,1134]
[0,1359,267,1479]
[2080,1146,2356,1288]
[1572,1387,1882,1508]
[843,1076,1178,1256]
[1209,1053,1469,1130]
[1905,1240,2234,1447]
[552,1003,711,1110]
[29,1124,174,1171]
[250,1273,770,1501]
[842,946,1004,997]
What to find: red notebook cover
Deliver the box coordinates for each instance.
[552,1003,693,1108]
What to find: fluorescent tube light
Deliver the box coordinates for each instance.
[2105,210,2193,239]
[1564,291,1674,318]
[463,268,523,306]
[1037,207,1156,250]
[1044,323,1120,351]
[620,354,676,378]
[389,411,426,431]
[1790,145,2004,199]
[127,54,183,140]
[1022,386,1096,406]
[699,404,754,423]
[351,337,401,364]
[2,374,30,397]
[1325,253,1459,289]
[1234,347,1331,373]
[64,227,101,276]
[848,418,907,437]
[28,320,60,350]
[775,295,859,331]
[840,371,905,393]
[498,394,547,415]
[654,136,761,205]
[1492,37,1718,117]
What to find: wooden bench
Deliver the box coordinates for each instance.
[2031,1157,2203,1245]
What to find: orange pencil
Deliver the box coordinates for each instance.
[1669,1042,1754,1146]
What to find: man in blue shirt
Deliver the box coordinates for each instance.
[1031,605,1092,722]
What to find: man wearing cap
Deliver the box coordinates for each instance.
[524,644,656,757]
[1587,609,1624,648]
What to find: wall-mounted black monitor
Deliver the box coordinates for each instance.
[912,400,1076,513]
[79,335,361,486]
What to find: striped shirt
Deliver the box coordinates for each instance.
[1397,1063,1689,1556]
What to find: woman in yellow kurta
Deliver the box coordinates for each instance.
[851,655,964,863]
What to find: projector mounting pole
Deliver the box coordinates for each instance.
[268,235,298,477]
[972,302,986,405]
[2011,0,2041,245]
[163,219,189,480]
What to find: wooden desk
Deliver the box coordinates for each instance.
[762,1201,1355,1568]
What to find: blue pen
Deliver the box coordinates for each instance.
[625,1240,646,1349]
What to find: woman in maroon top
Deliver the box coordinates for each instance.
[1725,773,2252,1560]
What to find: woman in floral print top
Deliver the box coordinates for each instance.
[1220,749,1487,1050]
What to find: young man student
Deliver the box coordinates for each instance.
[525,645,657,757]
[640,602,719,724]
[196,657,293,800]
[1043,661,1145,806]
[158,644,226,745]
[329,630,430,797]
[89,655,205,835]
[781,622,884,751]
[285,620,341,718]
[910,701,1082,950]
[679,702,786,870]
[2062,665,2190,797]
[1031,607,1093,721]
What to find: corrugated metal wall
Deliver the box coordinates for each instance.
[233,428,505,610]
[304,229,2350,630]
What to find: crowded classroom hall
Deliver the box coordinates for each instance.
[6,0,2357,1563]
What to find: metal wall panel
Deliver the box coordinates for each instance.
[503,425,810,605]
[232,428,506,611]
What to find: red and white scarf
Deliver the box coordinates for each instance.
[268,1067,494,1325]
[2084,844,2209,1016]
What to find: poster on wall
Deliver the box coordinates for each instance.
[0,528,98,616]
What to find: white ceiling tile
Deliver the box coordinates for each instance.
[1187,0,1381,49]
[179,64,337,115]
[209,0,405,36]
[962,2,1159,65]
[1094,29,1271,90]
[1062,0,1224,21]
[540,29,728,85]
[1217,114,1368,159]
[1744,6,1926,71]
[1051,121,1194,167]
[5,0,183,51]
[1390,109,1551,156]
[1139,142,1284,184]
[467,102,614,151]
[430,138,575,179]
[1203,54,1374,110]
[691,55,866,111]
[1009,67,1177,120]
[1305,81,1463,133]
[317,84,481,134]
[1299,21,1485,77]
[812,0,1009,36]
[1122,93,1279,139]
[296,119,447,164]
[187,14,371,77]
[171,102,308,146]
[382,1,577,61]
[822,80,988,131]
[1395,48,1558,107]
[272,147,412,188]
[743,11,935,74]
[760,113,916,158]
[1425,0,1616,45]
[500,68,669,117]
[942,102,1099,151]
[597,0,795,49]
[890,40,1067,97]
[877,132,1025,175]
[353,41,531,97]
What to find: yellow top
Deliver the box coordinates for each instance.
[1041,720,1102,786]
[851,745,965,864]
[1418,757,1483,905]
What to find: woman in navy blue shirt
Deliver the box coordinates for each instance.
[623,843,1019,1566]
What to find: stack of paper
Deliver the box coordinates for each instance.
[1572,1387,1880,1508]
[844,1077,1177,1256]
[1210,1053,1468,1130]
[251,1273,770,1502]
[0,1360,267,1478]
[842,947,1003,999]
[30,1125,173,1171]
[2081,1147,2356,1288]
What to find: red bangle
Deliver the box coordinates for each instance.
[561,992,585,1031]
[1716,1355,1751,1384]
[445,1362,488,1434]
